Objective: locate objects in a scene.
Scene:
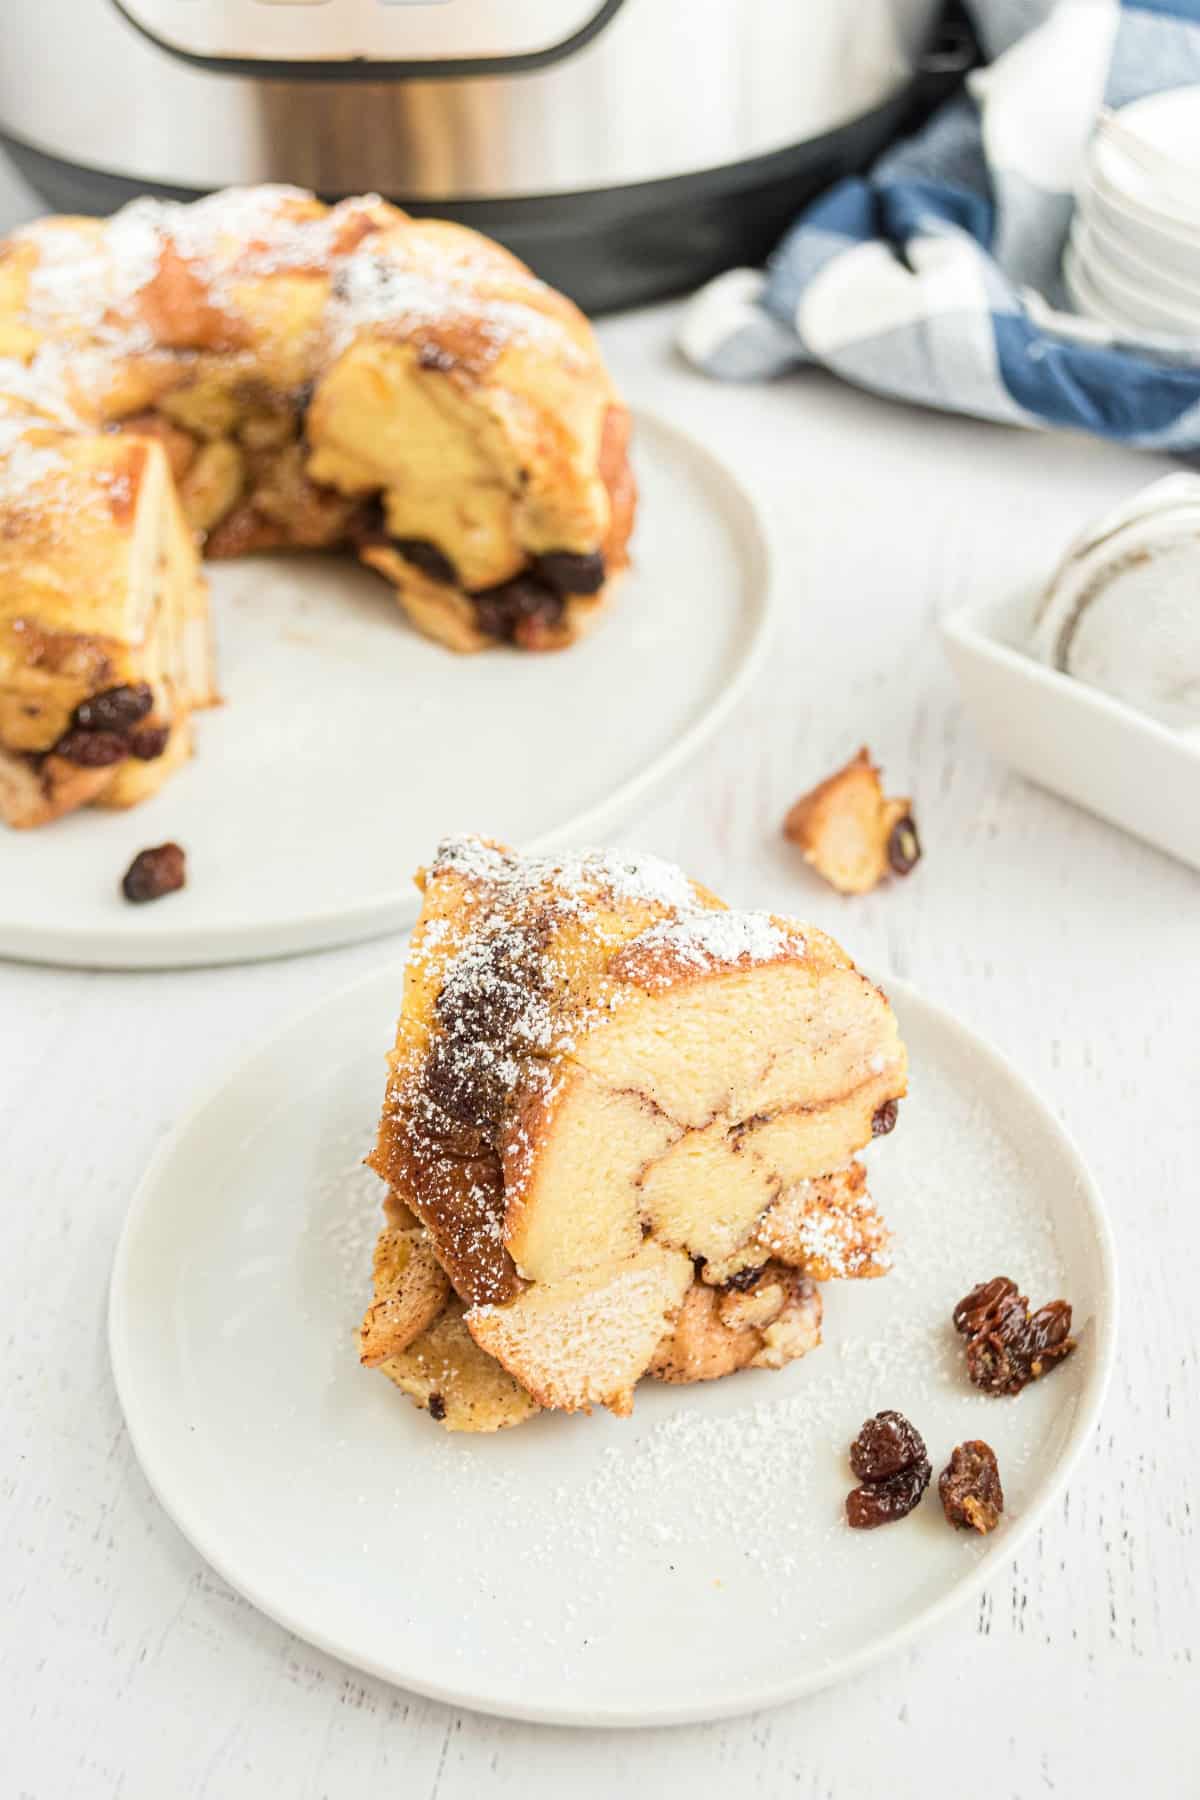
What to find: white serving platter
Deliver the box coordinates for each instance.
[109,962,1116,1728]
[0,411,771,969]
[942,588,1200,872]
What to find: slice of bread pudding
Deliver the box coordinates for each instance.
[361,836,907,1430]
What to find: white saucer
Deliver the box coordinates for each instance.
[109,963,1116,1727]
[0,412,770,969]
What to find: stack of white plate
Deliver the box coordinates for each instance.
[1067,85,1200,338]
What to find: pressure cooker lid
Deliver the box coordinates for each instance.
[112,0,625,75]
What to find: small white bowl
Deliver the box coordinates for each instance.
[941,590,1200,873]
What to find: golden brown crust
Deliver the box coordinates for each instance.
[378,1296,539,1432]
[0,741,114,828]
[358,1221,453,1367]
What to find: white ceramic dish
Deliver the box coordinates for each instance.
[1069,213,1200,333]
[942,588,1200,872]
[0,412,771,971]
[1106,87,1200,189]
[1062,242,1200,349]
[109,962,1116,1728]
[1091,103,1200,234]
[1080,168,1200,286]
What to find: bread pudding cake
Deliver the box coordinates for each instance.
[0,186,633,827]
[361,836,907,1430]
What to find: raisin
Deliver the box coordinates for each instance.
[471,575,563,644]
[534,549,606,596]
[953,1277,1075,1395]
[953,1276,1020,1337]
[887,815,922,876]
[939,1441,1004,1533]
[722,1264,767,1294]
[73,682,154,735]
[393,537,459,586]
[845,1409,930,1528]
[348,496,387,549]
[427,1392,447,1422]
[849,1409,927,1481]
[847,1459,931,1529]
[871,1099,899,1137]
[121,842,186,904]
[128,725,170,761]
[53,728,130,768]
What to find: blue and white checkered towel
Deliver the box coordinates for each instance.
[679,0,1200,454]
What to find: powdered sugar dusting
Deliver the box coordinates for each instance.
[432,834,702,916]
[622,908,795,973]
[323,246,565,364]
[378,838,714,1302]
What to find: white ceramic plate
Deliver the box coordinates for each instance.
[0,412,770,970]
[1079,169,1200,285]
[1069,215,1200,333]
[1062,241,1200,348]
[109,963,1116,1728]
[1091,102,1200,233]
[942,588,1200,873]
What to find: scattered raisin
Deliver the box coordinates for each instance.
[953,1277,1075,1395]
[886,814,922,876]
[939,1441,1004,1533]
[953,1276,1020,1337]
[871,1099,899,1137]
[128,725,170,761]
[845,1409,931,1529]
[534,549,606,596]
[121,842,186,904]
[392,537,458,586]
[722,1264,767,1294]
[427,1392,447,1422]
[53,729,130,768]
[846,1460,932,1529]
[73,682,153,735]
[849,1410,927,1481]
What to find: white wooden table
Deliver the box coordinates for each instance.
[2,158,1196,1799]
